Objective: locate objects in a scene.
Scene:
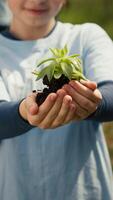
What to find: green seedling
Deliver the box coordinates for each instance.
[33,45,86,82]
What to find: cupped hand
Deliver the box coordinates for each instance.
[63,79,102,120]
[19,89,76,129]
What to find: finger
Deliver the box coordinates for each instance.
[80,79,97,90]
[64,82,100,106]
[26,93,39,115]
[51,95,72,128]
[62,103,76,124]
[65,102,91,121]
[31,93,57,124]
[64,84,98,112]
[26,93,57,126]
[75,102,91,118]
[39,89,66,128]
[68,80,100,103]
[93,89,102,102]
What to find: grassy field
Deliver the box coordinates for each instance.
[103,123,113,170]
[59,0,113,170]
[59,0,113,39]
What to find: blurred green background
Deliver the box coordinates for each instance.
[59,0,113,169]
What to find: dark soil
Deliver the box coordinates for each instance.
[36,74,69,105]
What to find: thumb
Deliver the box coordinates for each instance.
[26,93,39,115]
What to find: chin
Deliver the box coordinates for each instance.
[26,18,50,27]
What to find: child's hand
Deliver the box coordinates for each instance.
[63,80,102,121]
[19,89,76,129]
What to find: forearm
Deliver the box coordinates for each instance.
[0,100,33,140]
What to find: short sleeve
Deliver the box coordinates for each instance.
[82,23,113,83]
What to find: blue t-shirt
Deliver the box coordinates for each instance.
[0,22,113,200]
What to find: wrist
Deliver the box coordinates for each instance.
[19,99,27,121]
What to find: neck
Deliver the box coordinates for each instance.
[9,19,56,40]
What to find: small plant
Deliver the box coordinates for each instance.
[33,45,86,105]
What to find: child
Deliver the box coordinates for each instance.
[0,0,113,199]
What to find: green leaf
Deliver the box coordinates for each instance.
[49,48,60,57]
[35,67,49,80]
[49,45,68,58]
[33,63,54,81]
[61,58,75,71]
[54,70,62,79]
[69,54,80,58]
[72,71,87,81]
[46,63,55,81]
[60,45,68,57]
[36,58,56,67]
[69,58,82,72]
[61,62,72,80]
[63,44,68,55]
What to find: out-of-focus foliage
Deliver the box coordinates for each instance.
[103,123,113,170]
[59,0,113,39]
[59,0,113,169]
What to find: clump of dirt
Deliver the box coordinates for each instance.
[36,74,69,105]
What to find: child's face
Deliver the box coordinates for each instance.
[8,0,65,28]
